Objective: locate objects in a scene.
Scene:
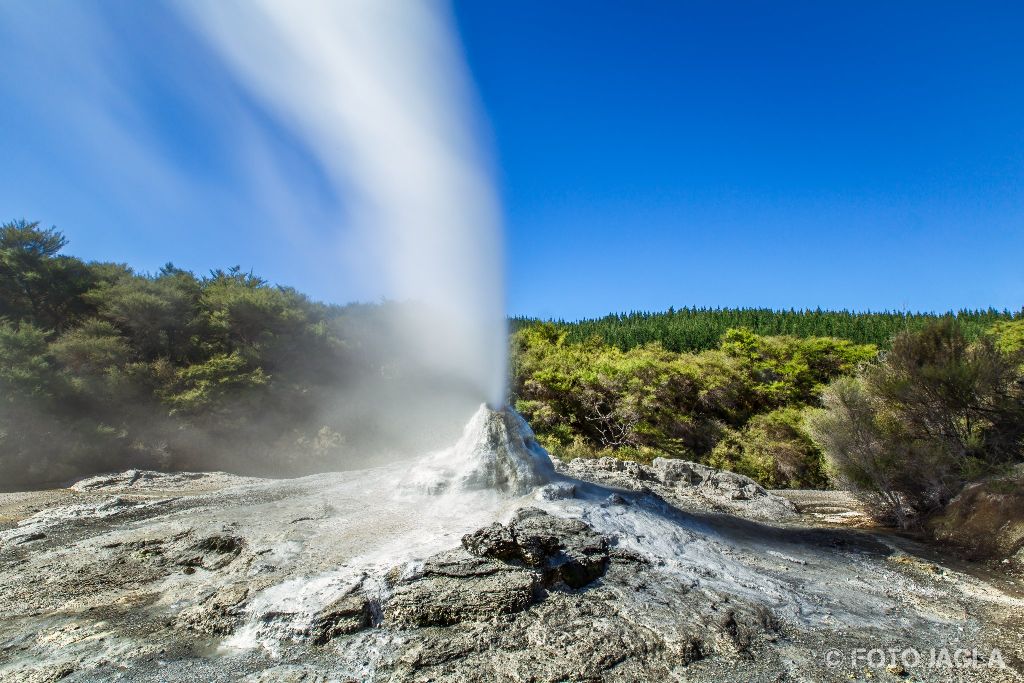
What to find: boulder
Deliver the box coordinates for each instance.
[386,550,538,627]
[462,507,610,589]
[177,583,250,635]
[560,456,798,522]
[177,533,244,571]
[931,470,1024,566]
[309,594,373,644]
[387,510,611,627]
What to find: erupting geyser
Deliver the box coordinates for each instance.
[181,0,508,412]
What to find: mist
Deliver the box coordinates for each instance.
[0,1,508,488]
[178,0,507,408]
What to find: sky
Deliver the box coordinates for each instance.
[1,1,1022,319]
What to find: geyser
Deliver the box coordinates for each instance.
[406,404,555,496]
[179,0,508,408]
[3,1,528,481]
[177,3,550,492]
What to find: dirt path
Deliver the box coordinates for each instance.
[773,488,880,528]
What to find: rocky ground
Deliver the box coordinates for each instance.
[2,457,1023,682]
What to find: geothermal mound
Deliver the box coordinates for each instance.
[406,405,555,495]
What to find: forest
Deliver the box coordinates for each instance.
[511,317,1024,528]
[511,306,1016,353]
[3,220,1023,532]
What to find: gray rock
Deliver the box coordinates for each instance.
[560,456,798,521]
[178,583,250,635]
[309,593,372,644]
[387,510,612,628]
[177,533,244,570]
[386,549,538,627]
[461,522,518,561]
[461,507,610,589]
[535,481,577,501]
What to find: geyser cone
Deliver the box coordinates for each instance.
[407,405,555,496]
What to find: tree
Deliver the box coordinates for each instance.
[868,319,1022,469]
[0,220,95,332]
[86,269,201,361]
[808,320,1024,527]
[711,407,826,489]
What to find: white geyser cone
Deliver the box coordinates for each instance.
[406,404,555,496]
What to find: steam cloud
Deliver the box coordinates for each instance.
[178,0,507,407]
[0,1,507,485]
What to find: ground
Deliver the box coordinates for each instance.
[1,459,1023,683]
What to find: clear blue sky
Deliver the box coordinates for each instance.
[2,2,1022,319]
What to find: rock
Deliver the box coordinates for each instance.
[534,482,576,501]
[886,662,908,677]
[386,590,714,682]
[386,549,538,627]
[177,533,244,570]
[69,469,248,493]
[178,583,250,635]
[388,510,612,628]
[461,508,610,589]
[560,456,798,522]
[498,507,565,568]
[604,493,629,506]
[652,458,715,486]
[243,665,332,682]
[71,469,147,492]
[11,531,46,545]
[653,457,765,500]
[309,594,372,644]
[931,469,1024,565]
[510,508,610,588]
[461,522,519,561]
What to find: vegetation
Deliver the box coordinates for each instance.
[0,220,470,489]
[806,320,1024,528]
[511,306,1017,353]
[513,314,1024,526]
[510,323,876,488]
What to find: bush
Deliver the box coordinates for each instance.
[710,407,826,489]
[511,323,875,485]
[807,320,1024,528]
[0,221,494,489]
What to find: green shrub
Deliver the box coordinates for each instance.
[808,320,1024,528]
[512,323,874,476]
[710,407,826,489]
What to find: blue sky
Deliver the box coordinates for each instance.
[2,2,1022,319]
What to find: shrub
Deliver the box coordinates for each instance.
[808,320,1024,528]
[710,407,826,489]
[512,323,874,474]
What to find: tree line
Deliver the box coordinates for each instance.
[511,306,1019,353]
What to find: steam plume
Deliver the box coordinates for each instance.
[178,0,507,406]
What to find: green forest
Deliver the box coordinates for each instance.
[3,220,1023,532]
[511,317,1024,526]
[0,220,475,489]
[511,306,1016,353]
